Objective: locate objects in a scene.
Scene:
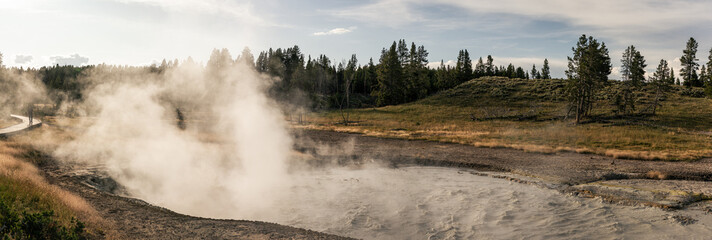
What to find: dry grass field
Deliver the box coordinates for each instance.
[303,77,712,161]
[0,129,108,239]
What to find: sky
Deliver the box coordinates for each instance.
[1,0,712,79]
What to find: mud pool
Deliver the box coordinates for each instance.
[253,166,712,239]
[74,163,712,239]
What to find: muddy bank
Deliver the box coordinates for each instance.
[295,129,712,209]
[38,162,352,240]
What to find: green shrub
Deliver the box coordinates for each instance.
[1,199,86,240]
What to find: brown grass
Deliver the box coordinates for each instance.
[1,132,119,238]
[645,171,668,180]
[0,143,101,223]
[299,78,712,161]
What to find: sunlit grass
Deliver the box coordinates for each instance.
[0,138,105,238]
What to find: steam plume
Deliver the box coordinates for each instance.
[55,52,292,219]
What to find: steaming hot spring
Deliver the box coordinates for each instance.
[52,62,711,239]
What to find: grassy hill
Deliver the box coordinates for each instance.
[304,77,712,161]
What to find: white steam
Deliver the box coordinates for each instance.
[55,57,292,219]
[0,68,46,116]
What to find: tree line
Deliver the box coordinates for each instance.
[1,35,711,120]
[251,39,548,109]
[565,35,712,123]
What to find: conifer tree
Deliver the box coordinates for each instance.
[621,45,646,85]
[706,48,712,95]
[515,67,526,79]
[404,42,430,101]
[505,64,515,78]
[708,48,712,80]
[618,45,646,114]
[397,39,409,66]
[531,64,540,79]
[650,59,672,114]
[474,57,485,78]
[541,59,551,79]
[565,34,612,123]
[455,50,472,83]
[680,37,700,87]
[485,55,494,76]
[376,42,405,106]
[238,47,255,67]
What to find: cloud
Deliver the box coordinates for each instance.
[330,0,421,27]
[333,0,712,33]
[50,54,89,66]
[14,55,33,64]
[112,0,271,26]
[426,60,456,69]
[313,27,355,36]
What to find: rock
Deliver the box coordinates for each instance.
[670,215,698,225]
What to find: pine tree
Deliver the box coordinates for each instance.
[505,64,515,78]
[680,37,700,87]
[474,57,485,78]
[650,59,672,115]
[464,50,472,80]
[565,35,612,123]
[618,45,646,114]
[366,58,378,95]
[541,58,551,79]
[485,55,494,76]
[404,42,430,101]
[455,50,472,83]
[621,45,647,85]
[397,39,409,66]
[706,48,712,96]
[708,48,712,81]
[376,42,405,106]
[701,65,708,84]
[238,47,255,67]
[435,60,452,90]
[531,64,539,79]
[515,67,526,79]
